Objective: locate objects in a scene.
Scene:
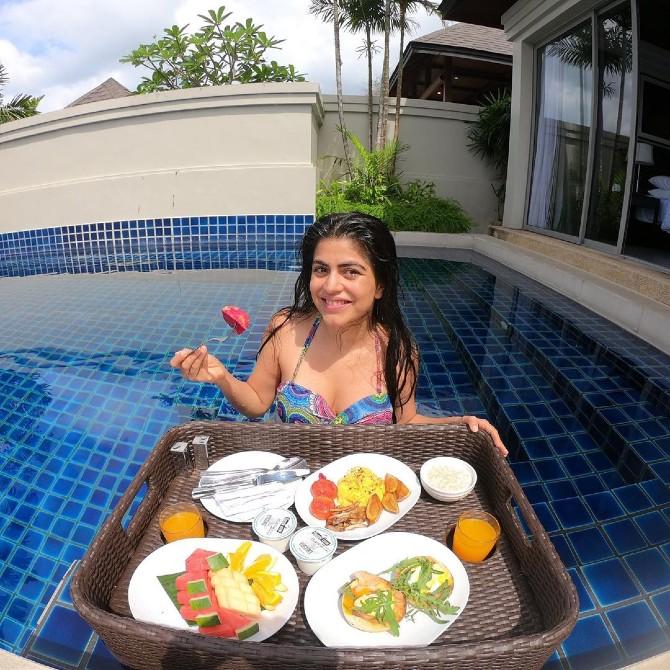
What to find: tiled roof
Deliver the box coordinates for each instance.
[412,22,513,56]
[66,77,131,107]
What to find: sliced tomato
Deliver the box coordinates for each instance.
[309,495,335,520]
[310,473,338,499]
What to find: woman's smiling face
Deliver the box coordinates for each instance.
[310,237,383,327]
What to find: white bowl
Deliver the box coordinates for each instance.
[420,457,477,502]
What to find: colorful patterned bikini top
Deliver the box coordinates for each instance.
[275,317,393,425]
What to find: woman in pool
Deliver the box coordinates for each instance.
[170,212,507,455]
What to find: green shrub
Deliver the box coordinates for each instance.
[316,190,472,233]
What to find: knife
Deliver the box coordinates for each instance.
[192,468,309,500]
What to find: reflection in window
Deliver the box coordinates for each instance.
[527,21,593,236]
[586,4,633,246]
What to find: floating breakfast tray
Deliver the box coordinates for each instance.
[71,422,578,670]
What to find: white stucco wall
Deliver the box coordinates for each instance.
[0,83,324,231]
[0,83,498,234]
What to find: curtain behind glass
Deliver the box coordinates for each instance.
[585,3,633,246]
[527,21,593,236]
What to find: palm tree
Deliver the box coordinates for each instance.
[391,1,437,150]
[342,0,386,150]
[0,63,42,124]
[310,0,353,176]
[375,0,392,150]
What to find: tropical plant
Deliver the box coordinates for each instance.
[391,1,437,152]
[120,5,305,92]
[317,130,472,232]
[0,63,42,124]
[466,89,511,220]
[310,0,353,176]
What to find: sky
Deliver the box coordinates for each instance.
[0,0,444,112]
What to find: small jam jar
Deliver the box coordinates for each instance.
[252,508,297,553]
[289,526,338,575]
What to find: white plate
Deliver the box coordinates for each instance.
[304,532,469,647]
[200,451,301,522]
[294,453,420,540]
[128,537,299,641]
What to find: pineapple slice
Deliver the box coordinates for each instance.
[210,568,261,617]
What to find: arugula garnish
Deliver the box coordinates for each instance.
[382,557,460,624]
[353,589,400,637]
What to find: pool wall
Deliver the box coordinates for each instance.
[0,215,312,277]
[0,83,499,234]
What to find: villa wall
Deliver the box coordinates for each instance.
[0,83,497,235]
[0,83,323,232]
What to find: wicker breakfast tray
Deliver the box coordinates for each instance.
[71,422,578,670]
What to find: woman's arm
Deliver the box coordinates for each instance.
[169,315,283,418]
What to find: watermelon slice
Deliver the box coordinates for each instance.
[198,622,236,638]
[221,306,250,335]
[185,549,218,573]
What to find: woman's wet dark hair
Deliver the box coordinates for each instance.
[258,212,418,422]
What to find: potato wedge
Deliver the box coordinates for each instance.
[395,480,410,502]
[366,493,383,524]
[384,473,399,494]
[382,492,399,514]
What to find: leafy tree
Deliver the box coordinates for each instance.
[121,5,305,92]
[0,63,42,124]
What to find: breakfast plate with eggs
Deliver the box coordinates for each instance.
[294,453,420,540]
[303,532,469,647]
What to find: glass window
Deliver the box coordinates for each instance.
[527,21,593,236]
[585,3,633,246]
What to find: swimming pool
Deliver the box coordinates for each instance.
[1,249,669,669]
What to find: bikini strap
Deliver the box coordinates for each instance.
[290,317,321,381]
[375,331,384,394]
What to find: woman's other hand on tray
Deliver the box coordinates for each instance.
[459,416,508,457]
[170,345,227,385]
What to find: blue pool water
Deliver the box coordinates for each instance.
[1,249,670,669]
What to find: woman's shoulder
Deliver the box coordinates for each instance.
[267,309,317,342]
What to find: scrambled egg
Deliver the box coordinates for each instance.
[337,467,384,506]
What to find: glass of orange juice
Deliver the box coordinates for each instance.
[452,510,500,563]
[159,502,205,543]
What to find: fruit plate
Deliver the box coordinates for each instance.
[200,451,301,522]
[294,453,420,540]
[304,532,469,647]
[127,537,299,641]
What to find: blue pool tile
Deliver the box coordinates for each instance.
[551,498,594,529]
[651,460,670,484]
[583,492,625,522]
[607,601,669,658]
[510,461,539,485]
[603,519,647,554]
[547,480,578,501]
[85,637,125,669]
[561,455,592,477]
[535,458,567,481]
[531,502,559,533]
[636,511,670,545]
[29,605,92,665]
[568,528,612,564]
[582,558,640,606]
[652,589,670,622]
[562,614,622,670]
[567,568,595,613]
[625,549,670,592]
[642,479,670,505]
[551,534,578,569]
[574,476,606,496]
[613,484,653,513]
